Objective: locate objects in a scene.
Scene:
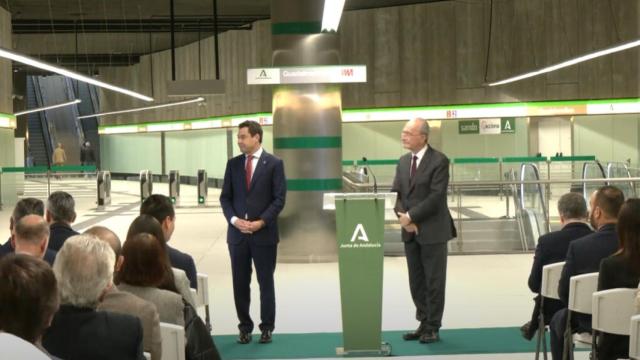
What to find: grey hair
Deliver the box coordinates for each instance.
[15,215,50,246]
[47,191,76,223]
[53,234,115,308]
[416,117,430,136]
[557,192,588,220]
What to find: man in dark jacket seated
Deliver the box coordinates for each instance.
[46,191,79,252]
[549,185,624,360]
[521,192,592,340]
[43,234,145,360]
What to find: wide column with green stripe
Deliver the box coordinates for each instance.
[272,0,341,262]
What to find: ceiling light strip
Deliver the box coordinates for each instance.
[78,97,204,119]
[0,47,154,102]
[321,0,346,32]
[14,99,82,116]
[488,39,640,86]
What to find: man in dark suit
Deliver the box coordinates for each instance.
[521,192,592,339]
[140,194,198,289]
[12,215,57,266]
[46,191,79,251]
[0,198,57,266]
[43,234,144,360]
[549,185,624,360]
[220,120,286,345]
[392,118,456,344]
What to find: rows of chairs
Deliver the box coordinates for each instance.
[535,262,639,360]
[145,272,210,360]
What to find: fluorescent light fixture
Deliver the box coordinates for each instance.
[14,99,81,116]
[488,39,640,86]
[321,0,346,32]
[78,97,204,119]
[0,47,154,102]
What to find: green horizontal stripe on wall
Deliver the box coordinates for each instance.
[274,137,341,149]
[452,157,500,164]
[1,166,49,173]
[550,155,596,162]
[272,21,322,35]
[502,156,548,163]
[287,178,342,191]
[51,165,97,172]
[342,159,399,166]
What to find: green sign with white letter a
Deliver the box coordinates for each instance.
[334,196,388,355]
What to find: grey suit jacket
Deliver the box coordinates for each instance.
[392,147,456,245]
[98,286,162,360]
[173,267,196,307]
[118,283,185,327]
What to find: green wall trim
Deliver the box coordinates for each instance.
[287,178,342,191]
[272,21,322,35]
[274,136,341,149]
[342,159,399,166]
[1,165,96,173]
[453,157,500,164]
[550,156,596,162]
[502,156,548,163]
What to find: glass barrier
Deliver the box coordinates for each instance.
[582,161,607,202]
[606,162,637,199]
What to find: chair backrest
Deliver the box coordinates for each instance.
[592,288,638,335]
[189,288,199,307]
[196,273,209,307]
[541,262,565,300]
[160,322,186,360]
[630,314,640,360]
[568,272,599,314]
[143,352,151,360]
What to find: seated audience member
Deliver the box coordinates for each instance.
[596,198,640,360]
[126,214,196,306]
[46,191,79,251]
[0,198,56,264]
[85,226,162,360]
[522,192,593,339]
[116,232,185,326]
[0,254,59,359]
[141,194,198,289]
[549,186,624,360]
[12,215,56,265]
[42,235,144,360]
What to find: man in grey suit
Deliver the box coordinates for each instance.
[392,118,456,344]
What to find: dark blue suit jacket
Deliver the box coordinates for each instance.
[557,223,619,331]
[220,150,286,246]
[0,238,57,266]
[167,245,197,289]
[48,222,79,252]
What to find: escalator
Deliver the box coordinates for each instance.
[512,163,549,250]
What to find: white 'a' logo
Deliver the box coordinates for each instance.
[350,224,369,242]
[503,120,512,130]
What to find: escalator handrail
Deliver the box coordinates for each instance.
[606,162,637,198]
[582,160,607,200]
[519,162,549,233]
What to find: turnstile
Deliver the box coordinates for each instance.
[197,169,208,205]
[169,170,180,206]
[97,171,112,208]
[140,170,153,201]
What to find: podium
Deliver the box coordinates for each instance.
[323,192,396,356]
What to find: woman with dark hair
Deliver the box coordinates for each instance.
[597,198,640,360]
[123,215,195,306]
[117,233,185,326]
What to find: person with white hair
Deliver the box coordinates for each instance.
[42,234,144,360]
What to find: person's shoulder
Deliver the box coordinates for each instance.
[168,245,193,263]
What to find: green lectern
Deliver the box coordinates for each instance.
[323,192,396,357]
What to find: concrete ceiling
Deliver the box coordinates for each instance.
[2,0,448,73]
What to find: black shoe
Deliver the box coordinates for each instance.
[237,332,252,344]
[419,331,440,344]
[402,325,426,341]
[259,330,272,344]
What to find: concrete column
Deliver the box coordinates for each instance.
[271,0,342,262]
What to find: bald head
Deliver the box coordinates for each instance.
[401,118,430,153]
[13,215,50,258]
[84,226,121,257]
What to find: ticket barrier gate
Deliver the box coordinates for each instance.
[97,171,112,209]
[197,169,208,205]
[140,170,153,201]
[169,170,180,206]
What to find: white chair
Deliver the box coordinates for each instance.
[194,273,211,331]
[630,314,640,360]
[536,261,566,360]
[160,322,186,360]
[563,272,599,360]
[592,288,638,360]
[143,352,151,360]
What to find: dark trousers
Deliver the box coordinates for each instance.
[404,241,448,332]
[228,241,277,333]
[550,308,592,360]
[526,295,565,336]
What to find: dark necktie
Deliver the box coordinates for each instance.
[410,155,418,179]
[245,155,253,190]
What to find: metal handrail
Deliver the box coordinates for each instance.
[343,177,640,189]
